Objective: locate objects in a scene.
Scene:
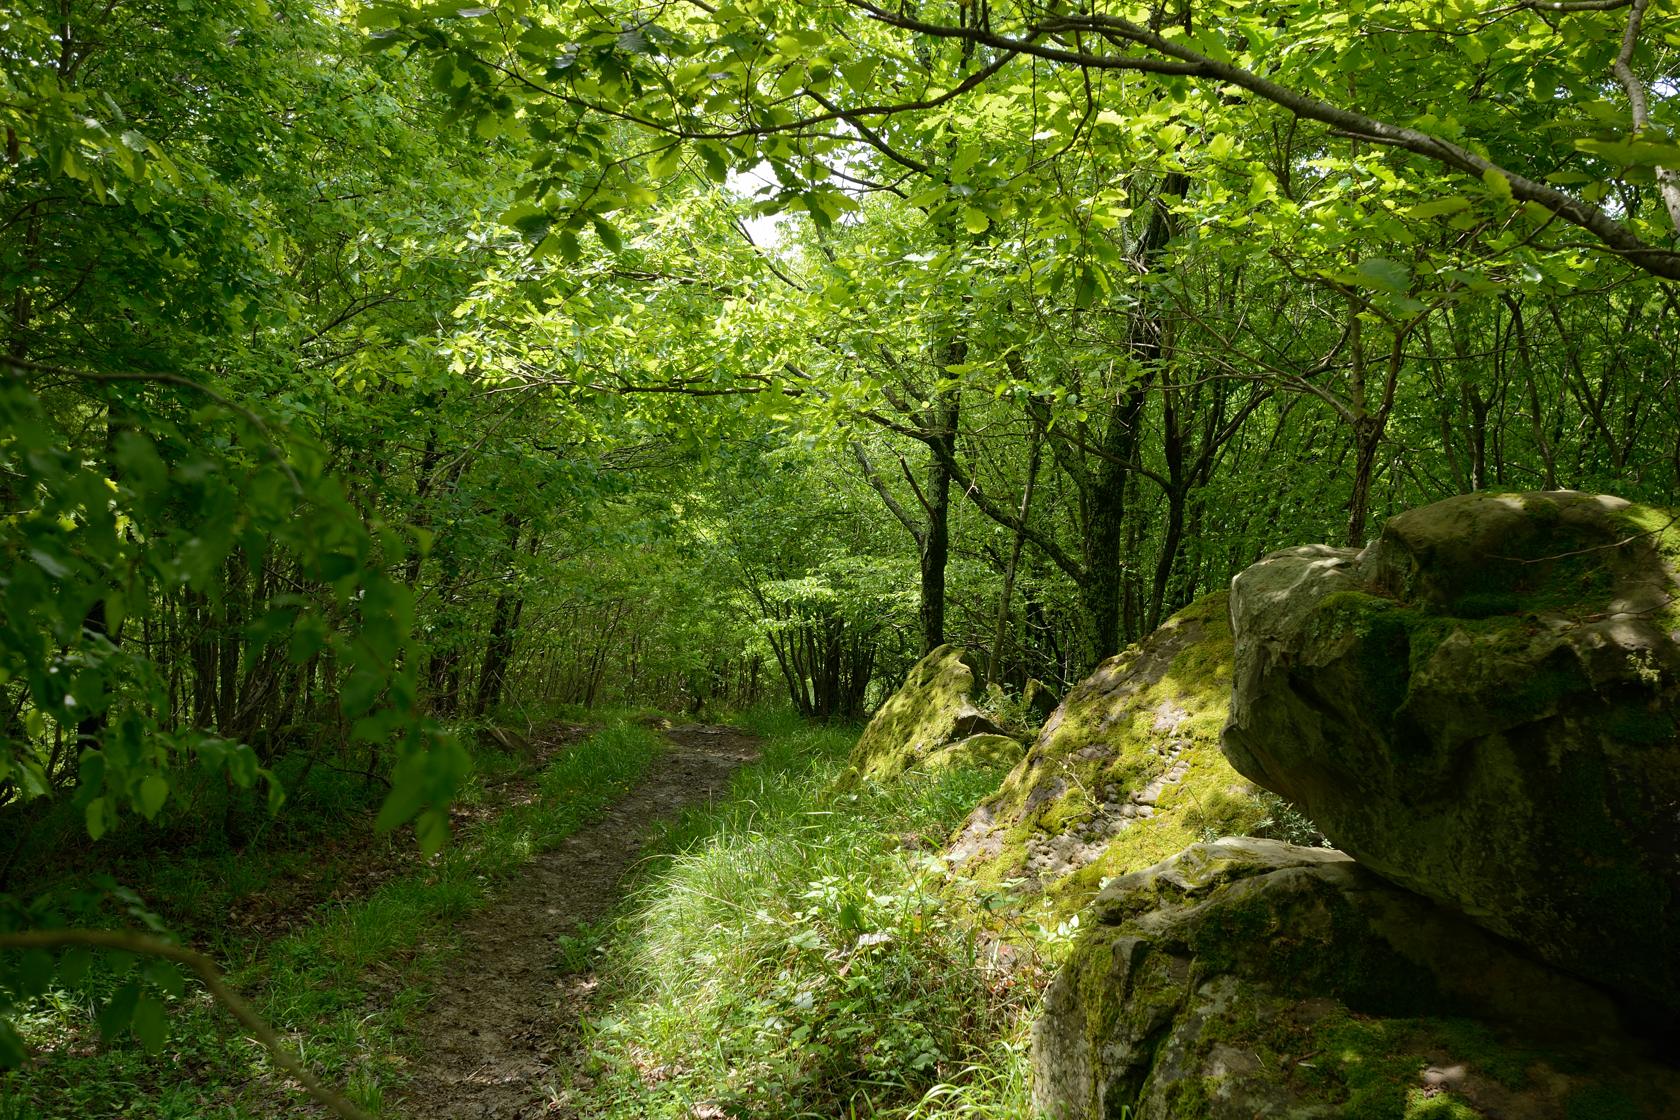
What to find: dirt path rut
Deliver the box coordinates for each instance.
[397,724,759,1119]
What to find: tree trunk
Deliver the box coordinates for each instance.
[920,340,964,653]
[988,422,1042,686]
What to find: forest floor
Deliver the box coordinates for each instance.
[395,723,760,1120]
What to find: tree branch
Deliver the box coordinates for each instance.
[0,929,371,1120]
[1611,0,1680,232]
[841,0,1680,280]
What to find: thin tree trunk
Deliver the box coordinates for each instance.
[988,422,1042,686]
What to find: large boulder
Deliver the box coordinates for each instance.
[848,645,1010,781]
[1222,491,1680,1019]
[1033,838,1679,1120]
[948,594,1275,916]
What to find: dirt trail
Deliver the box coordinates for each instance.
[397,724,759,1119]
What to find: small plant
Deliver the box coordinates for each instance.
[981,685,1038,738]
[1251,791,1333,848]
[555,920,611,973]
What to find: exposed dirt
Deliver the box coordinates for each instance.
[224,723,597,946]
[396,724,759,1120]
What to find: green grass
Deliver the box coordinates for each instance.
[568,708,1041,1120]
[0,720,665,1119]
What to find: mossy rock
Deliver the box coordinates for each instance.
[847,645,1009,781]
[1223,492,1680,1020]
[1022,678,1061,721]
[921,733,1025,774]
[947,593,1276,919]
[1032,838,1679,1120]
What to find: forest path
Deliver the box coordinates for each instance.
[396,723,759,1120]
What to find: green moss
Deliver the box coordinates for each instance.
[1315,591,1417,727]
[1158,1072,1211,1115]
[1616,502,1680,634]
[1429,1018,1533,1089]
[1546,749,1664,966]
[849,645,991,781]
[957,592,1273,922]
[1314,1014,1427,1119]
[1405,1089,1485,1119]
[920,733,1024,774]
[1604,705,1678,745]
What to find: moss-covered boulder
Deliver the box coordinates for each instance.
[1222,491,1680,1019]
[848,645,1009,781]
[922,733,1025,774]
[947,593,1269,916]
[1032,838,1678,1120]
[1022,678,1061,721]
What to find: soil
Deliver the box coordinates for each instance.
[227,724,598,946]
[395,723,760,1120]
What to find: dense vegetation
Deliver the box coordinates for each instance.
[2,0,1677,1115]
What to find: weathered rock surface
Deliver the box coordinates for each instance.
[847,645,1010,781]
[1222,491,1680,1018]
[948,594,1270,915]
[1033,838,1679,1120]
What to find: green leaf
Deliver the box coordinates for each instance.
[590,215,623,253]
[60,947,94,986]
[648,144,683,178]
[840,57,878,92]
[341,670,385,718]
[0,1021,27,1069]
[416,807,451,858]
[145,960,186,998]
[137,775,169,820]
[225,745,261,788]
[1072,264,1101,310]
[131,993,167,1054]
[97,982,140,1042]
[15,951,55,998]
[1481,167,1513,201]
[29,548,71,579]
[374,783,425,834]
[1353,257,1412,294]
[86,796,110,841]
[1575,137,1680,168]
[696,143,729,183]
[961,206,990,234]
[1407,196,1471,220]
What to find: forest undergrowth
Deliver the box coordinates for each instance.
[1,709,1055,1120]
[564,709,1062,1120]
[0,720,664,1119]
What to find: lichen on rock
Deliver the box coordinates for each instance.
[1032,838,1679,1120]
[947,593,1278,917]
[1222,491,1680,1019]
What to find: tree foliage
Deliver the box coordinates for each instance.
[1,0,1677,1105]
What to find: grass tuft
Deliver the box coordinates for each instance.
[570,712,1041,1120]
